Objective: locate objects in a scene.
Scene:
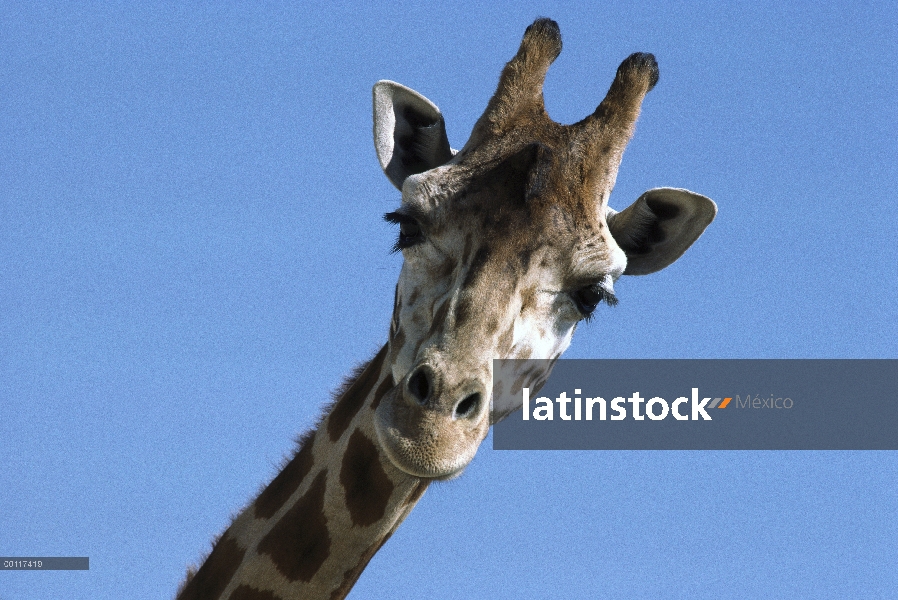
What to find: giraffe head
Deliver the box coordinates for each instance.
[372,19,715,479]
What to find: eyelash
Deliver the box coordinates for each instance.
[570,283,618,321]
[384,212,425,252]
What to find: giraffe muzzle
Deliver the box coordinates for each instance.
[373,363,491,479]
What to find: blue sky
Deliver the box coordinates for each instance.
[1,2,896,599]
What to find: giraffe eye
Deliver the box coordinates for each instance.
[399,221,421,242]
[396,220,424,250]
[384,211,425,252]
[570,282,618,319]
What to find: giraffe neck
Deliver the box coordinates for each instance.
[178,345,429,600]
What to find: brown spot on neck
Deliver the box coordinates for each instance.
[327,480,427,600]
[257,470,331,583]
[340,430,395,527]
[254,431,315,520]
[177,534,245,600]
[328,529,395,600]
[370,376,393,411]
[327,346,387,442]
[229,584,284,600]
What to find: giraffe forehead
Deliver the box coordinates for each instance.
[406,207,619,293]
[458,162,610,236]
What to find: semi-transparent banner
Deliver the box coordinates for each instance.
[491,360,898,450]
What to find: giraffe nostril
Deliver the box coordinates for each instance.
[407,368,431,405]
[454,393,481,419]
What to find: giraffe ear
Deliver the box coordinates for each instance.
[607,188,717,275]
[373,81,455,190]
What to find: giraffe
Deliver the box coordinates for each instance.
[176,18,716,600]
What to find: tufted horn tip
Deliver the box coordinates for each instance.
[467,18,564,144]
[615,52,659,93]
[522,18,562,64]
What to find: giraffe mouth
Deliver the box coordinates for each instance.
[373,387,490,479]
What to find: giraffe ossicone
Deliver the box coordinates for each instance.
[177,18,715,600]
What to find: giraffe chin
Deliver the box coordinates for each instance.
[372,391,490,480]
